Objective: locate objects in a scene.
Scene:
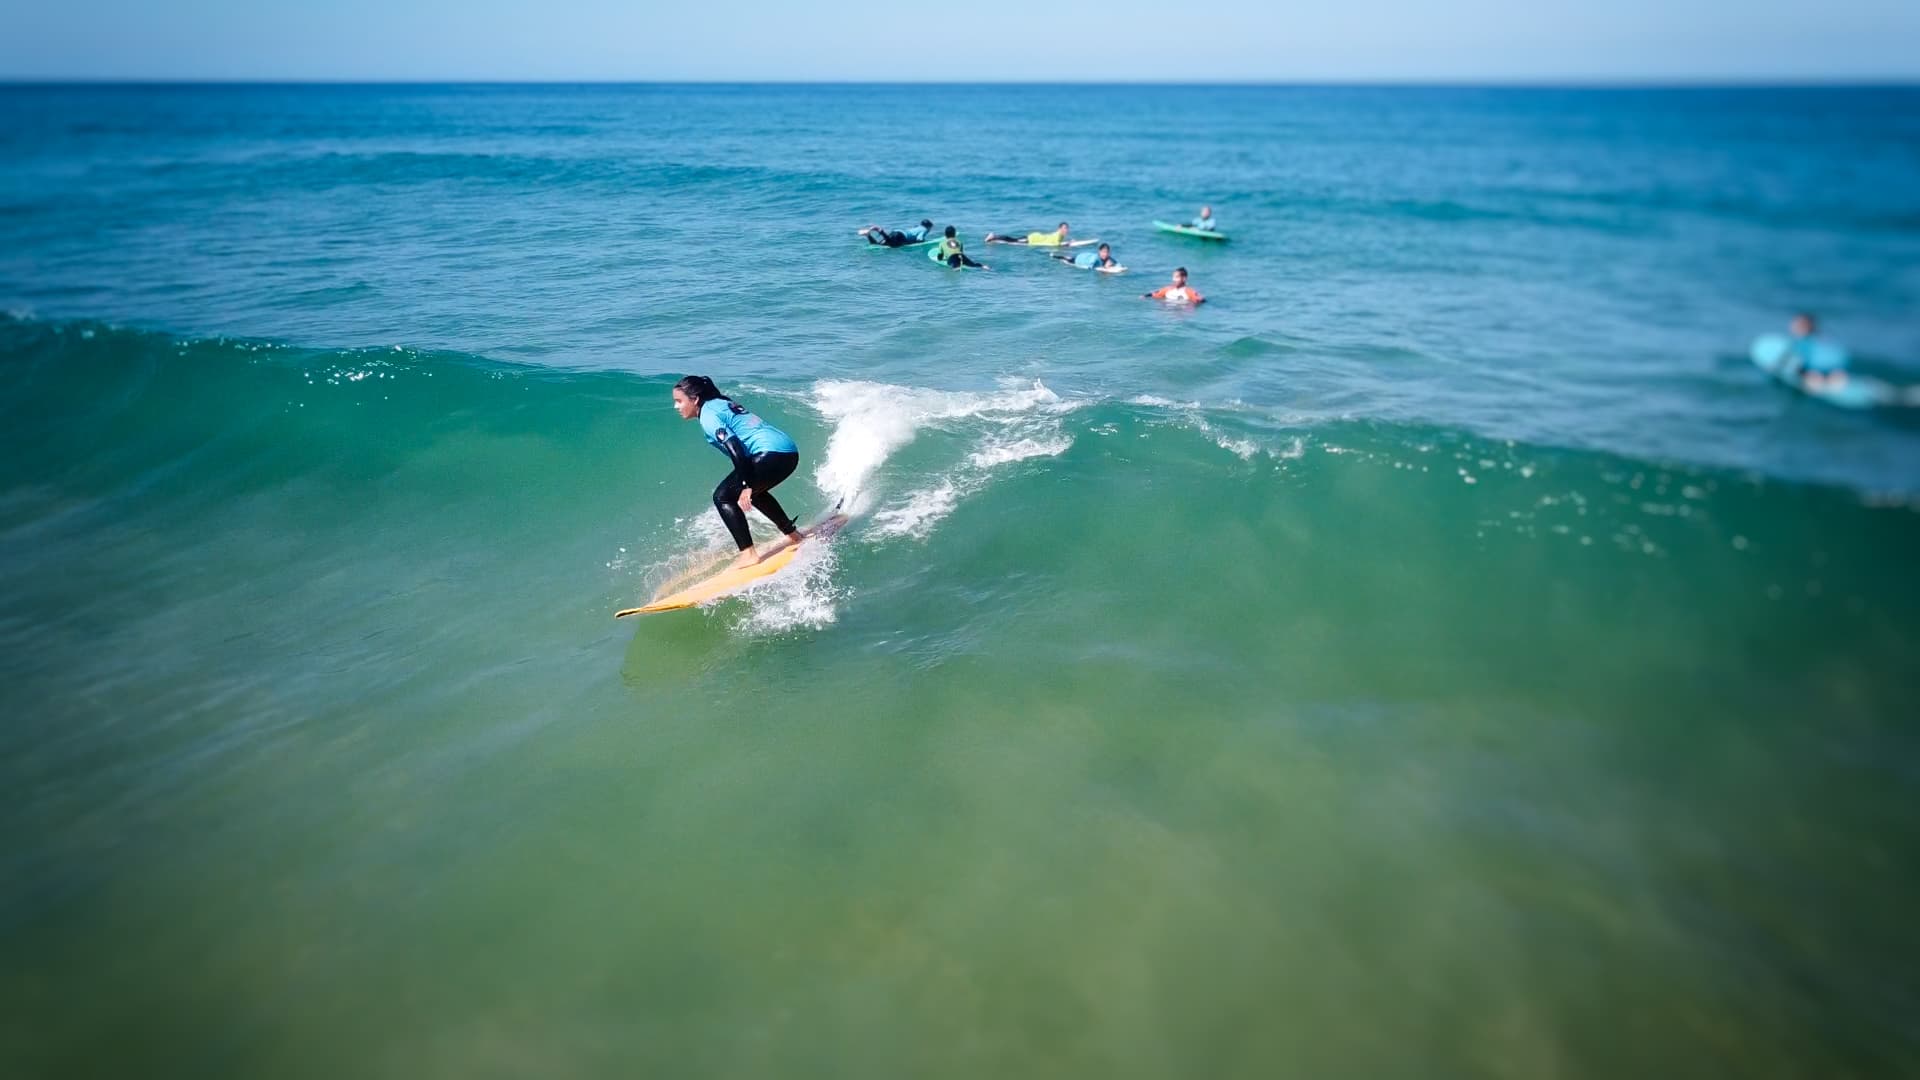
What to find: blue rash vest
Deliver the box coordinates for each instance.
[700,398,797,458]
[1790,335,1848,373]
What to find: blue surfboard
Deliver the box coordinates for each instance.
[1749,333,1893,410]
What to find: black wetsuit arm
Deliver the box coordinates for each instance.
[714,430,759,489]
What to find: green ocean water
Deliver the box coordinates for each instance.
[4,317,1918,1077]
[4,84,1920,1077]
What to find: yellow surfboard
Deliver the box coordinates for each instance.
[615,514,848,618]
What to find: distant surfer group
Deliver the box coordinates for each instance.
[860,205,1220,304]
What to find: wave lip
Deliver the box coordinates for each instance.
[808,377,1079,510]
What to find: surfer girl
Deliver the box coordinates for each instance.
[672,375,804,569]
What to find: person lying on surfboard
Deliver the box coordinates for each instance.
[1782,312,1849,391]
[933,225,989,269]
[1050,242,1122,272]
[672,375,805,570]
[1190,205,1219,231]
[1142,267,1205,305]
[985,222,1073,247]
[860,219,935,247]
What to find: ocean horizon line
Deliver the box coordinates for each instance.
[4,76,1919,90]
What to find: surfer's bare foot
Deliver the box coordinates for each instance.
[785,530,805,546]
[727,548,761,570]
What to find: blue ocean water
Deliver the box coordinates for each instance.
[3,84,1920,1077]
[6,84,1919,488]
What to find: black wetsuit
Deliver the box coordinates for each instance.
[695,395,803,550]
[711,441,800,550]
[866,228,925,248]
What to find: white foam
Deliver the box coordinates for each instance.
[867,431,1073,541]
[1216,435,1261,460]
[735,537,842,635]
[1183,415,1270,461]
[809,378,1069,503]
[1128,393,1297,461]
[870,479,969,541]
[968,434,1073,469]
[1128,394,1200,409]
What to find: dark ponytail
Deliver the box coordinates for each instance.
[674,374,743,414]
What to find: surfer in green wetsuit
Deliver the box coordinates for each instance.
[671,375,805,570]
[861,219,935,247]
[932,226,988,269]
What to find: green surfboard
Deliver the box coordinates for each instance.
[1153,220,1229,241]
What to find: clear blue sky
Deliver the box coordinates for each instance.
[5,0,1918,81]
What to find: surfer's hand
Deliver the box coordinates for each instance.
[737,489,755,513]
